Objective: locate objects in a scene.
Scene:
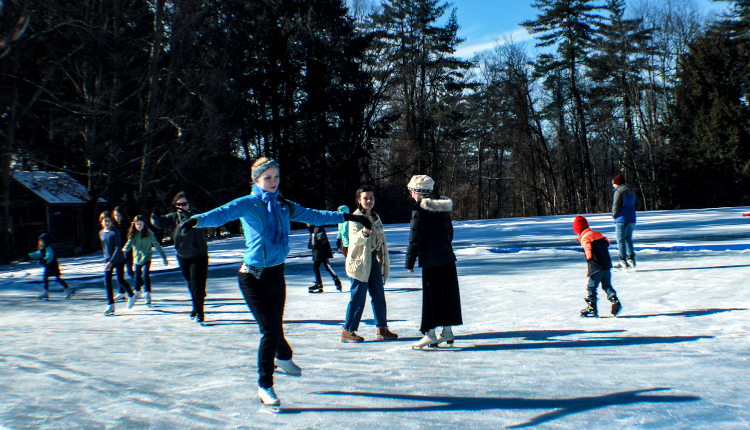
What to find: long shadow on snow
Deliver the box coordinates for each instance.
[617,308,746,319]
[285,387,699,428]
[458,329,625,341]
[636,264,750,272]
[455,335,711,352]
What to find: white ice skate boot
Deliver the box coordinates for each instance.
[275,358,302,375]
[114,293,127,301]
[258,386,281,410]
[412,329,438,349]
[144,292,152,306]
[127,293,139,309]
[436,326,455,346]
[64,288,75,299]
[37,290,49,300]
[104,304,115,316]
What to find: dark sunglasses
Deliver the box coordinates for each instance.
[175,202,189,207]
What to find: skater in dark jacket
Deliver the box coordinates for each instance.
[113,206,135,280]
[573,216,622,317]
[611,174,641,271]
[151,191,209,323]
[177,157,371,409]
[307,224,343,293]
[404,175,463,349]
[24,233,73,300]
[99,211,137,316]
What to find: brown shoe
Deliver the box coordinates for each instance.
[375,327,398,340]
[341,330,364,343]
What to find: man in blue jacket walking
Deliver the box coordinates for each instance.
[612,174,641,271]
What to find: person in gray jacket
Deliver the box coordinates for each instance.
[151,191,209,323]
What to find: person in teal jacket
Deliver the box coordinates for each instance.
[123,215,169,307]
[24,233,73,300]
[336,205,349,255]
[177,157,371,410]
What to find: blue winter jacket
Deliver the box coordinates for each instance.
[612,184,640,223]
[192,185,345,268]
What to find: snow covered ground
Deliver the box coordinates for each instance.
[1,207,749,429]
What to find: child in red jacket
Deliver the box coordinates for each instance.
[573,216,622,317]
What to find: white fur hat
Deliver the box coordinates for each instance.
[407,175,435,194]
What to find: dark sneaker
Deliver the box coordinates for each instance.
[341,330,364,343]
[375,327,398,340]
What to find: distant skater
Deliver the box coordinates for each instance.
[25,233,74,300]
[611,174,641,271]
[307,224,343,293]
[99,211,137,316]
[151,191,209,323]
[178,157,370,410]
[573,216,622,318]
[113,206,135,279]
[404,175,463,349]
[123,215,169,307]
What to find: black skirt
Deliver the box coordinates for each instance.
[420,262,462,333]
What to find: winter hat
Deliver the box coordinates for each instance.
[612,174,625,186]
[252,159,280,183]
[337,205,350,214]
[407,175,435,194]
[572,216,589,235]
[38,233,50,246]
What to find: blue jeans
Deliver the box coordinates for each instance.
[587,270,616,300]
[343,251,387,331]
[615,222,636,262]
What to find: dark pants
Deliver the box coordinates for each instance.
[134,260,152,292]
[238,264,292,389]
[313,259,338,282]
[105,262,133,305]
[587,269,616,300]
[119,254,135,293]
[177,254,209,317]
[44,269,68,290]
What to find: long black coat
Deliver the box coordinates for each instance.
[405,193,457,269]
[308,226,333,261]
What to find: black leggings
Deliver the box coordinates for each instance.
[238,264,291,389]
[313,259,338,282]
[134,260,152,292]
[177,254,208,316]
[44,275,69,291]
[105,262,133,304]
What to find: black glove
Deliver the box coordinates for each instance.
[344,213,372,230]
[177,217,198,236]
[336,238,342,249]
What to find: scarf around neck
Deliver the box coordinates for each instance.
[254,184,288,247]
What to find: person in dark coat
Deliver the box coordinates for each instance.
[99,211,137,316]
[573,215,622,318]
[151,191,210,323]
[405,175,463,349]
[307,224,343,293]
[24,233,74,300]
[113,206,135,281]
[611,173,641,271]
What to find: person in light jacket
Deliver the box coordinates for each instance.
[404,175,463,349]
[177,157,371,410]
[340,185,398,343]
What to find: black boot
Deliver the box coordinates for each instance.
[308,279,323,293]
[580,297,598,318]
[608,294,622,316]
[333,276,343,292]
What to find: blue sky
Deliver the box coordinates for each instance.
[441,0,734,58]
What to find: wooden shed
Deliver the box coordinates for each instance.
[9,171,102,258]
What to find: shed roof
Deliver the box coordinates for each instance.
[12,171,97,205]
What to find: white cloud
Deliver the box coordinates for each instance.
[454,27,534,59]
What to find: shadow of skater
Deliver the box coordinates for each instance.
[618,308,747,319]
[288,387,699,428]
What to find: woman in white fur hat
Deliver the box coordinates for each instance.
[405,175,463,349]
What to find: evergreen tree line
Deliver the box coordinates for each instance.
[1,0,748,261]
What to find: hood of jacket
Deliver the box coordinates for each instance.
[418,194,453,213]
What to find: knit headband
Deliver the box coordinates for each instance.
[252,160,280,182]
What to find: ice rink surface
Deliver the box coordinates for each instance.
[1,207,749,429]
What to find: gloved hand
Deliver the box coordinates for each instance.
[343,213,372,230]
[336,238,342,249]
[177,217,198,236]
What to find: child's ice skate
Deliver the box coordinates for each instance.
[580,297,598,318]
[608,294,622,316]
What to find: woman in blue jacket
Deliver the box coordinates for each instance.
[178,157,370,410]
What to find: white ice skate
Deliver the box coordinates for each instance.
[127,293,139,309]
[626,259,636,272]
[114,293,127,301]
[275,358,302,375]
[258,386,281,413]
[412,329,438,349]
[37,290,49,300]
[144,292,152,306]
[436,326,455,346]
[64,288,75,299]
[104,304,115,316]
